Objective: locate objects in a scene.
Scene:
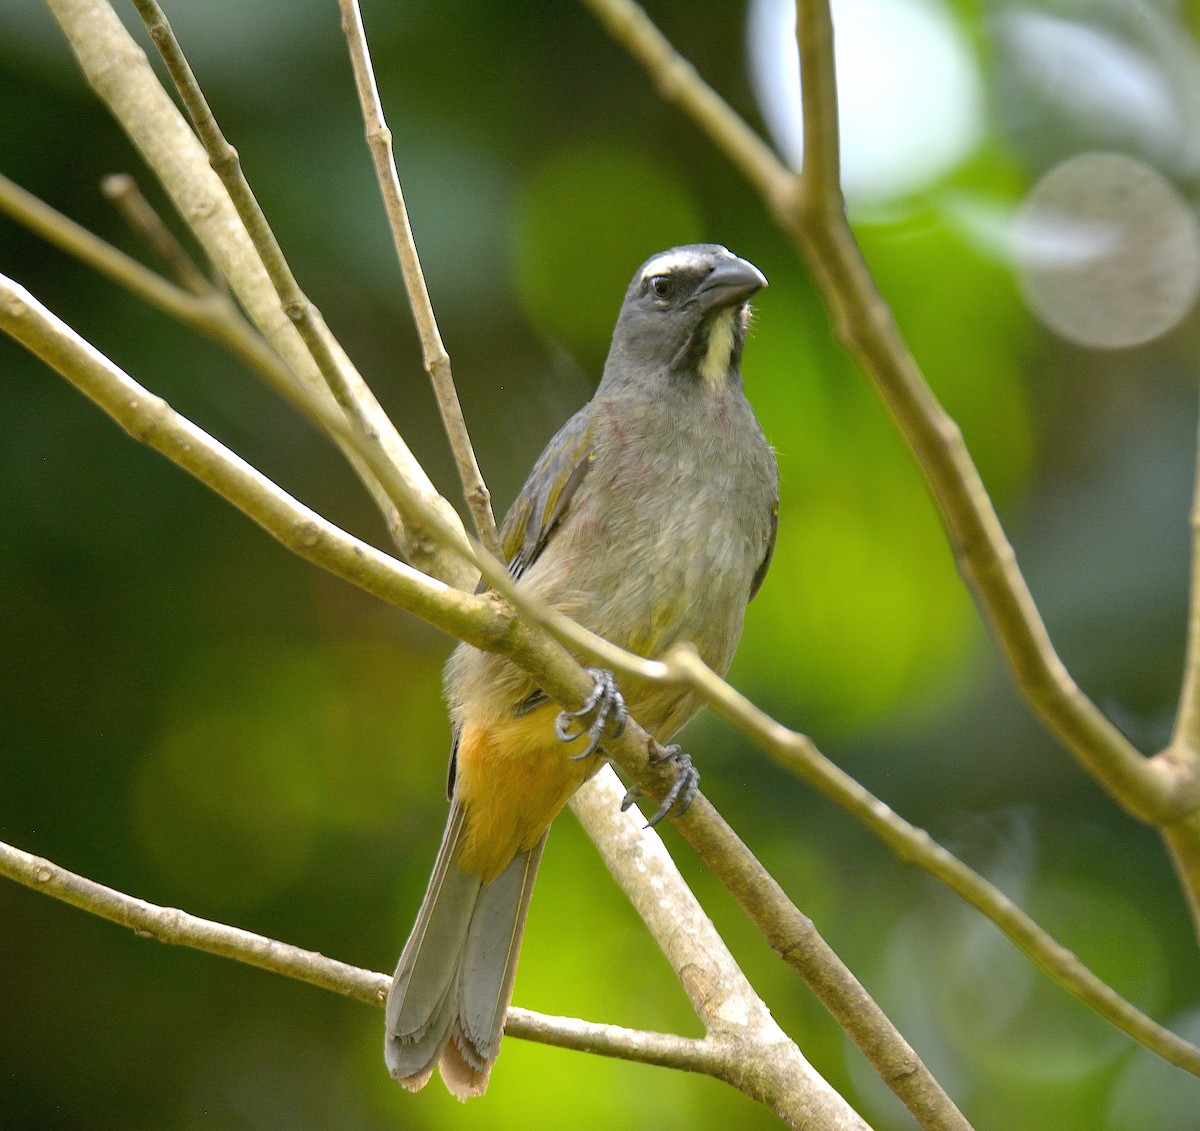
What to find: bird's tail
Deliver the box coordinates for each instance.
[385,803,545,1099]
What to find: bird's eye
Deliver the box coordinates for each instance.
[649,275,673,300]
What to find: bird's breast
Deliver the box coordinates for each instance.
[547,399,775,674]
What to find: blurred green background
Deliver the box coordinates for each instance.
[3,0,1200,1127]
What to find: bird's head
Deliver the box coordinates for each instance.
[601,244,767,393]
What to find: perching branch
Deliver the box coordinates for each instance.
[571,770,872,1129]
[576,0,1200,931]
[337,0,501,559]
[658,647,1200,1076]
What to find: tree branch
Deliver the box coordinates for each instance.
[0,836,767,1087]
[0,172,364,451]
[654,648,1200,1076]
[570,770,870,1128]
[43,0,473,589]
[337,0,501,559]
[0,273,492,643]
[126,0,482,586]
[1164,411,1200,934]
[100,171,213,295]
[795,0,841,210]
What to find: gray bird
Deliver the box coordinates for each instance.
[385,244,779,1098]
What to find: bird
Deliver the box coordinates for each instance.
[384,244,779,1099]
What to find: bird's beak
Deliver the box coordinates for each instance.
[690,256,768,314]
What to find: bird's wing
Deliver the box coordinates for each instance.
[500,406,596,580]
[749,499,778,602]
[447,408,595,798]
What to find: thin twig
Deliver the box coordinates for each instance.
[795,0,841,210]
[44,0,473,589]
[1171,413,1200,755]
[101,172,213,294]
[129,0,475,573]
[0,173,357,446]
[0,836,735,1074]
[1163,408,1200,934]
[338,0,501,558]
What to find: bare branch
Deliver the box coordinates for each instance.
[577,0,786,212]
[0,836,760,1083]
[0,172,363,448]
[0,273,492,643]
[101,171,213,295]
[126,0,482,584]
[655,648,1200,1077]
[1172,416,1200,755]
[1162,408,1200,934]
[570,771,870,1129]
[796,0,841,210]
[338,0,501,558]
[43,0,473,588]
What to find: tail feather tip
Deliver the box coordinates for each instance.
[439,1033,493,1100]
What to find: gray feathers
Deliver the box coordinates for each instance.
[385,805,546,1100]
[387,245,779,1098]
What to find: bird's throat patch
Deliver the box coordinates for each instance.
[699,308,737,386]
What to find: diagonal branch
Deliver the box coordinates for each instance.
[43,0,473,589]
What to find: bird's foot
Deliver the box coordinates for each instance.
[556,668,628,761]
[620,743,700,827]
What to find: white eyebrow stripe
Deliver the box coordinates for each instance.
[640,248,719,280]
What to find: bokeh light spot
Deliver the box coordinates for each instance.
[1013,151,1200,349]
[748,0,985,203]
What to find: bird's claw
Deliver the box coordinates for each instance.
[622,743,700,827]
[556,668,628,761]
